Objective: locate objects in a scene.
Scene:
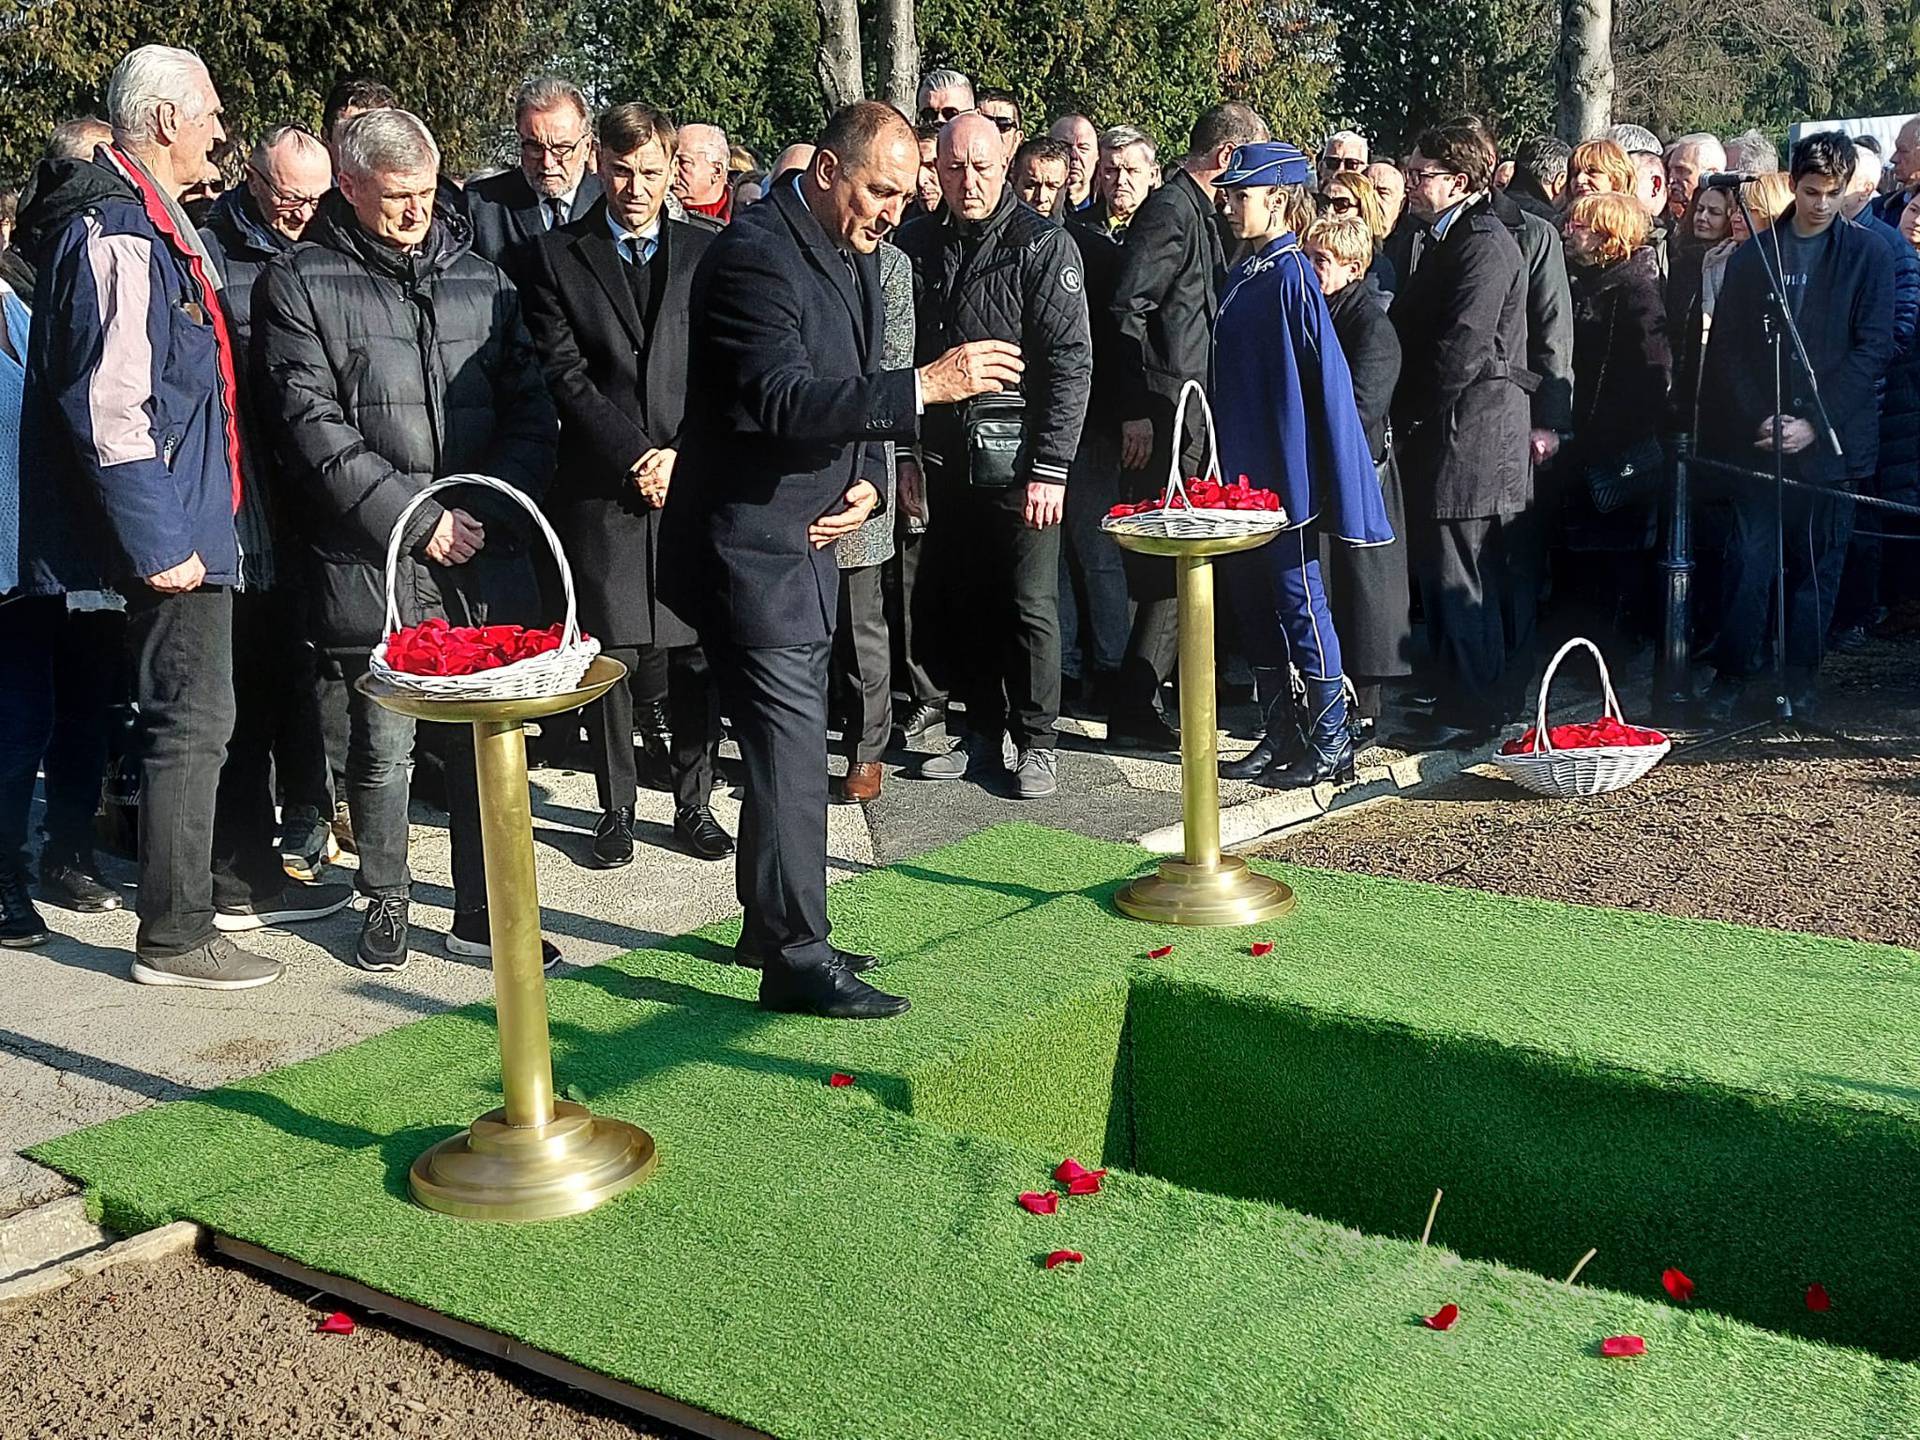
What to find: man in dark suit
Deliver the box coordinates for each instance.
[463,76,604,286]
[520,101,731,869]
[1106,102,1269,749]
[1390,123,1534,746]
[663,102,1019,1020]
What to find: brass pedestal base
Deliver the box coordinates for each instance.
[409,1099,659,1223]
[1115,856,1297,928]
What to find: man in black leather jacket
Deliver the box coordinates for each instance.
[896,112,1092,799]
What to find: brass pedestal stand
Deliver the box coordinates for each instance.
[1109,531,1297,927]
[360,656,659,1221]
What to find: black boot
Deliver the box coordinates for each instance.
[1221,667,1304,780]
[1258,677,1356,790]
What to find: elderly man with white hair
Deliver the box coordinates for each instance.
[14,45,351,990]
[1664,132,1726,220]
[254,107,559,973]
[672,122,734,222]
[1318,129,1368,187]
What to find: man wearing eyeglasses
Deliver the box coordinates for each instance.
[1389,122,1533,749]
[463,76,603,286]
[916,68,975,127]
[1318,130,1369,188]
[200,123,344,894]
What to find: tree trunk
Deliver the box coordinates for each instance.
[876,0,920,113]
[1556,0,1614,142]
[815,0,865,112]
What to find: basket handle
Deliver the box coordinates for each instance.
[1531,636,1624,755]
[1164,379,1224,507]
[382,474,578,647]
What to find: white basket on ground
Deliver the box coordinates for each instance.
[366,473,600,701]
[1491,636,1671,798]
[1100,379,1289,543]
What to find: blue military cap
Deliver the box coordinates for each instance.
[1216,141,1312,189]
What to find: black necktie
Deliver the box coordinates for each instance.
[546,197,567,230]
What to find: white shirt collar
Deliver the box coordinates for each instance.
[605,209,664,247]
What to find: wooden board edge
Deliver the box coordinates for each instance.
[211,1232,779,1440]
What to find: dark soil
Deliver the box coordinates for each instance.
[0,1250,688,1440]
[1254,638,1920,950]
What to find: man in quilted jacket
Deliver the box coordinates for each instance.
[896,112,1092,799]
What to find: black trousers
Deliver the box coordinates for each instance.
[1711,481,1853,678]
[938,481,1063,751]
[833,565,892,764]
[30,605,121,864]
[707,637,834,974]
[883,519,945,707]
[212,588,332,901]
[126,587,236,957]
[1409,514,1514,730]
[584,642,720,814]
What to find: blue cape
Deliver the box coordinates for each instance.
[1212,233,1394,546]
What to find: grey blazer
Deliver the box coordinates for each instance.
[836,241,911,570]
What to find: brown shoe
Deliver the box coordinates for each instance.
[831,761,883,805]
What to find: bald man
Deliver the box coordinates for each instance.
[898,112,1092,800]
[1050,114,1099,211]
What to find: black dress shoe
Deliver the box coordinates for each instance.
[1398,713,1497,751]
[759,961,910,1019]
[1107,708,1180,753]
[674,806,736,860]
[730,944,878,974]
[897,700,947,741]
[38,855,122,913]
[590,806,636,868]
[0,868,50,948]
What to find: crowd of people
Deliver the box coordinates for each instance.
[0,43,1912,1011]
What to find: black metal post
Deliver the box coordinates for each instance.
[1655,433,1694,721]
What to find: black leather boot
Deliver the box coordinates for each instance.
[1258,677,1356,790]
[1221,667,1304,781]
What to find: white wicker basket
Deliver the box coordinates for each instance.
[366,474,600,701]
[1101,380,1289,542]
[1491,637,1671,798]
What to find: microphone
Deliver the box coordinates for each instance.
[1697,171,1758,191]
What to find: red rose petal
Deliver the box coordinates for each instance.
[316,1312,355,1336]
[827,1072,855,1088]
[1661,1267,1694,1303]
[1044,1249,1084,1269]
[1065,1169,1107,1197]
[1054,1158,1091,1184]
[1599,1335,1646,1358]
[1422,1303,1459,1331]
[1017,1191,1060,1216]
[1250,941,1274,957]
[1147,945,1173,959]
[1806,1282,1832,1312]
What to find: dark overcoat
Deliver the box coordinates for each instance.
[519,202,714,648]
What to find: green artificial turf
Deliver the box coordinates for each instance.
[28,823,1920,1438]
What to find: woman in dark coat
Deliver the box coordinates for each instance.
[1302,211,1412,737]
[1558,192,1672,631]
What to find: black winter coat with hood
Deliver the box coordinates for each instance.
[251,192,557,653]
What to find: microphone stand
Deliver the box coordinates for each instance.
[1729,190,1844,722]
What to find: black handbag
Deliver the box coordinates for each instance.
[1583,437,1666,514]
[963,391,1027,488]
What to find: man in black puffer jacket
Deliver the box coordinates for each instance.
[897,112,1091,799]
[254,108,557,972]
